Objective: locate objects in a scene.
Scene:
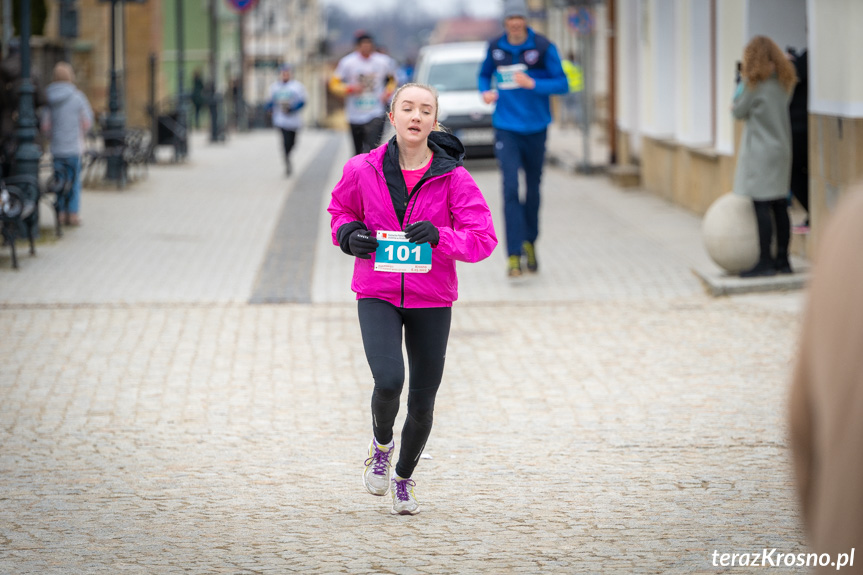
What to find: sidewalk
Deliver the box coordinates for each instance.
[0,130,336,304]
[545,122,811,296]
[545,121,611,173]
[0,128,809,574]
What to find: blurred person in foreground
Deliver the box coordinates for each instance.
[789,187,863,573]
[41,62,93,227]
[731,35,797,278]
[478,0,568,278]
[268,63,306,176]
[329,32,398,155]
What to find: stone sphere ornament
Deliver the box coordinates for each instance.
[702,192,760,273]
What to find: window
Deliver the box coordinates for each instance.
[426,61,482,93]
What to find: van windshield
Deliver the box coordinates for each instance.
[426,61,482,92]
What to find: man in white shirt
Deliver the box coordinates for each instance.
[330,32,397,155]
[269,64,306,176]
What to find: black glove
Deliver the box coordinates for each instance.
[404,221,439,246]
[337,221,363,254]
[348,228,378,259]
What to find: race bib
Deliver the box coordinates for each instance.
[495,64,527,90]
[374,231,432,273]
[353,94,379,113]
[275,87,300,111]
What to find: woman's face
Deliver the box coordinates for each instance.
[389,87,437,147]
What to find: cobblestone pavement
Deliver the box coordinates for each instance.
[1,129,809,574]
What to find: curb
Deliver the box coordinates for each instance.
[693,265,809,296]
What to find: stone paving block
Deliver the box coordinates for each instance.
[0,296,806,573]
[0,127,813,574]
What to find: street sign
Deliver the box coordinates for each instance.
[226,0,258,11]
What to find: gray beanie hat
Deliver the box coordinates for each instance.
[503,0,528,20]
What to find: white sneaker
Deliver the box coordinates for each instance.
[391,476,420,515]
[362,440,394,496]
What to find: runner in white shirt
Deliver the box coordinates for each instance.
[330,32,398,155]
[269,64,306,176]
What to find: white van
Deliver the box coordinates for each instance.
[412,41,496,159]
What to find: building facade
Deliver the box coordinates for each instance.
[7,0,325,135]
[39,0,163,129]
[242,0,324,126]
[611,0,860,255]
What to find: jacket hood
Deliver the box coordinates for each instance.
[46,82,76,105]
[428,130,466,167]
[381,130,465,174]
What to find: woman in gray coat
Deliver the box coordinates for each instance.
[732,35,797,277]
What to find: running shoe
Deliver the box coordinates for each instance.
[363,440,394,496]
[522,241,538,272]
[507,254,522,278]
[391,476,420,515]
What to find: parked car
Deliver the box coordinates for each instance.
[412,41,495,159]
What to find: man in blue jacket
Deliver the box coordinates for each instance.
[478,0,568,278]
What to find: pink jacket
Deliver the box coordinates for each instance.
[328,137,497,308]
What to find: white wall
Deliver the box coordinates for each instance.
[747,0,807,52]
[616,0,818,156]
[616,0,641,156]
[638,0,654,138]
[715,0,746,155]
[640,0,676,139]
[655,0,676,137]
[674,0,692,142]
[675,0,712,146]
[808,0,863,118]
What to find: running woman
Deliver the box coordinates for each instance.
[327,83,497,515]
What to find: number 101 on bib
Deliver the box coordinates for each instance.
[374,230,432,273]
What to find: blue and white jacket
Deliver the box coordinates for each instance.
[478,29,569,134]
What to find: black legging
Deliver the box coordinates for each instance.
[357,297,451,479]
[753,198,790,263]
[280,128,297,159]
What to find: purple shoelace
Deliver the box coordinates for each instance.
[393,478,416,501]
[365,445,392,476]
